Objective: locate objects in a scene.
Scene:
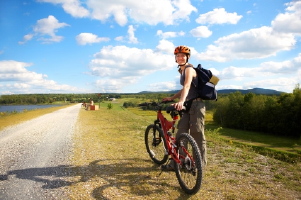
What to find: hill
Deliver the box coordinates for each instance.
[139,88,284,95]
[218,88,284,95]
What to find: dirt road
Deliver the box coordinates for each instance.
[0,104,81,200]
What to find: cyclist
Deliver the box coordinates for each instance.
[162,45,207,170]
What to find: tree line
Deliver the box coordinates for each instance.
[1,87,300,139]
[213,85,301,139]
[0,93,122,105]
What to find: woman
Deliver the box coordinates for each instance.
[162,45,207,170]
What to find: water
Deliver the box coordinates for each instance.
[0,105,63,113]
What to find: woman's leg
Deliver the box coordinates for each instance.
[189,101,207,166]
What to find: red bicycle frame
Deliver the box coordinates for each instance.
[156,107,184,164]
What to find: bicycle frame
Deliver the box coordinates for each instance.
[154,105,185,164]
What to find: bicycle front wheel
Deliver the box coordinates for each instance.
[144,124,168,165]
[175,133,202,194]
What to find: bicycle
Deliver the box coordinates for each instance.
[141,101,202,194]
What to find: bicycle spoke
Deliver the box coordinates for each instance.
[175,133,202,194]
[145,124,168,164]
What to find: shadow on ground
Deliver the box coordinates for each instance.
[0,158,187,199]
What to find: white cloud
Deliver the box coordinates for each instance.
[260,60,296,74]
[19,15,69,44]
[156,39,175,54]
[76,33,110,45]
[41,0,197,26]
[0,60,32,74]
[114,36,124,41]
[88,1,128,26]
[198,26,295,62]
[95,79,122,93]
[198,2,300,62]
[89,45,175,92]
[33,15,69,36]
[217,53,301,79]
[18,34,34,45]
[125,0,197,25]
[37,0,89,18]
[157,30,185,39]
[128,25,138,44]
[196,8,242,25]
[272,1,301,35]
[114,25,138,43]
[171,0,198,23]
[0,60,77,94]
[95,77,137,93]
[190,26,212,38]
[243,78,296,92]
[148,81,177,91]
[215,53,301,92]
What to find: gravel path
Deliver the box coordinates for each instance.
[0,104,81,200]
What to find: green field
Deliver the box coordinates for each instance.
[100,99,301,163]
[69,100,301,199]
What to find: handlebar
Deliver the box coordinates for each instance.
[138,100,173,107]
[138,100,186,112]
[166,105,186,112]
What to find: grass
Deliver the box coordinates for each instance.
[2,101,300,199]
[204,110,301,163]
[205,121,301,163]
[68,104,301,199]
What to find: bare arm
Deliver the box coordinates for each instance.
[174,67,195,110]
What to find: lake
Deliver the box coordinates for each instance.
[0,105,64,113]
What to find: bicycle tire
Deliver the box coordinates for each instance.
[175,133,202,194]
[144,124,168,164]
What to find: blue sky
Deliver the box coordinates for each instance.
[0,0,300,94]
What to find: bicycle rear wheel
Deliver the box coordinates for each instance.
[175,133,202,194]
[145,124,168,164]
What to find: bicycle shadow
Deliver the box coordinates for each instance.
[0,158,182,199]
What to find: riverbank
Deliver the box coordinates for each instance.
[0,104,74,131]
[0,104,67,113]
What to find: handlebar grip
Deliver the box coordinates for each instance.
[166,105,186,112]
[161,100,175,104]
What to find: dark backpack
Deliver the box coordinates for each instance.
[194,64,219,101]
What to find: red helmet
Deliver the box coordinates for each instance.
[174,45,191,56]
